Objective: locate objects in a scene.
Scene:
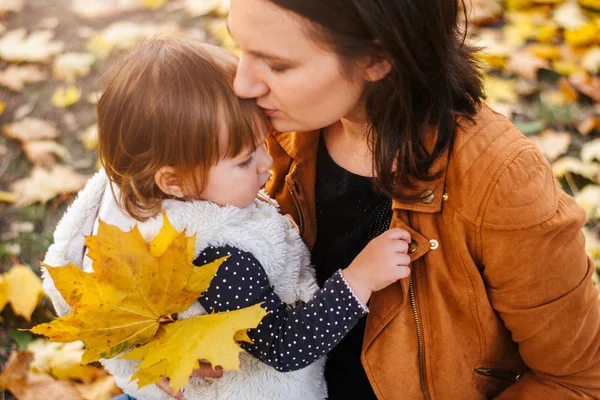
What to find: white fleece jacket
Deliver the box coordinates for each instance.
[41,169,327,400]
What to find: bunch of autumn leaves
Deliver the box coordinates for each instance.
[31,215,267,392]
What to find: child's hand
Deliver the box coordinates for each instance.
[342,228,412,304]
[155,363,223,399]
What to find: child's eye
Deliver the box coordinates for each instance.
[239,154,254,168]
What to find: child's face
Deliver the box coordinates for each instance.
[196,139,273,208]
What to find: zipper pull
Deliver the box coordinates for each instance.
[475,367,523,382]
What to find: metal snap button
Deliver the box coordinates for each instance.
[408,240,419,254]
[442,192,449,201]
[429,239,439,250]
[421,189,435,204]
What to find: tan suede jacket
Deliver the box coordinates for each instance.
[265,105,600,399]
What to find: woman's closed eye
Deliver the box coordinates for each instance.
[267,64,289,74]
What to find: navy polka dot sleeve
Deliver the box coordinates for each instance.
[194,245,368,373]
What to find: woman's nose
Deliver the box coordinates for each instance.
[234,57,269,99]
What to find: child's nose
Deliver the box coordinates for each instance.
[258,147,273,172]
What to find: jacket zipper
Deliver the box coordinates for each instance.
[289,185,304,236]
[409,275,430,400]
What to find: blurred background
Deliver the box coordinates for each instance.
[0,0,598,398]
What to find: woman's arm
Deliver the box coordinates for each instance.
[195,245,368,372]
[479,146,600,399]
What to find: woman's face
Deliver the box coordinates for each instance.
[229,0,367,133]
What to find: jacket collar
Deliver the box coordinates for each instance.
[271,127,450,213]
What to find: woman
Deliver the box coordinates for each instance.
[224,0,600,399]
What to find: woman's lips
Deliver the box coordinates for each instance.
[260,107,278,117]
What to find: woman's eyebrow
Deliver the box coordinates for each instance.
[226,20,290,63]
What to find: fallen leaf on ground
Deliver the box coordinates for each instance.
[529,130,572,161]
[0,64,47,92]
[79,125,98,150]
[53,52,96,82]
[581,47,600,75]
[0,351,84,400]
[506,51,551,80]
[0,0,24,13]
[574,185,600,220]
[553,1,589,30]
[28,340,99,382]
[10,165,90,206]
[23,140,69,166]
[184,0,229,17]
[74,372,122,400]
[3,117,59,142]
[142,0,165,9]
[0,264,43,321]
[71,0,144,19]
[462,0,504,26]
[0,28,64,62]
[582,138,600,163]
[552,156,600,182]
[51,86,82,108]
[0,191,18,203]
[570,72,600,103]
[484,75,519,104]
[578,115,600,135]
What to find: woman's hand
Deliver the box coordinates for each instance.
[155,362,224,399]
[342,228,412,304]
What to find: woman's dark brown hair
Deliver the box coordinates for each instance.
[270,0,484,200]
[98,37,265,220]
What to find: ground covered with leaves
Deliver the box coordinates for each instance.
[0,0,599,399]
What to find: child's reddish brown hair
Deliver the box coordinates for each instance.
[97,37,266,220]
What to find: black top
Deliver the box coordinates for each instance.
[195,244,368,373]
[311,134,393,399]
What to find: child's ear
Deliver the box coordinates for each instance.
[155,167,185,198]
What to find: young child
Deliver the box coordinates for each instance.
[41,37,411,400]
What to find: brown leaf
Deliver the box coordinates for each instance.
[506,51,551,80]
[22,140,69,167]
[10,165,90,207]
[0,351,83,400]
[3,117,59,142]
[53,52,96,82]
[530,130,572,161]
[0,0,24,14]
[569,72,600,103]
[0,65,47,92]
[0,350,31,394]
[577,115,600,135]
[74,373,122,400]
[0,28,64,62]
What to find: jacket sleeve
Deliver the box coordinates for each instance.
[479,145,600,399]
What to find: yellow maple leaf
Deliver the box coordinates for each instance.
[122,304,268,391]
[0,265,43,321]
[141,0,166,9]
[51,86,82,108]
[31,216,201,363]
[30,213,262,388]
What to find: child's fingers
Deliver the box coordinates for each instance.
[386,228,411,242]
[392,239,409,254]
[190,362,224,378]
[156,378,186,399]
